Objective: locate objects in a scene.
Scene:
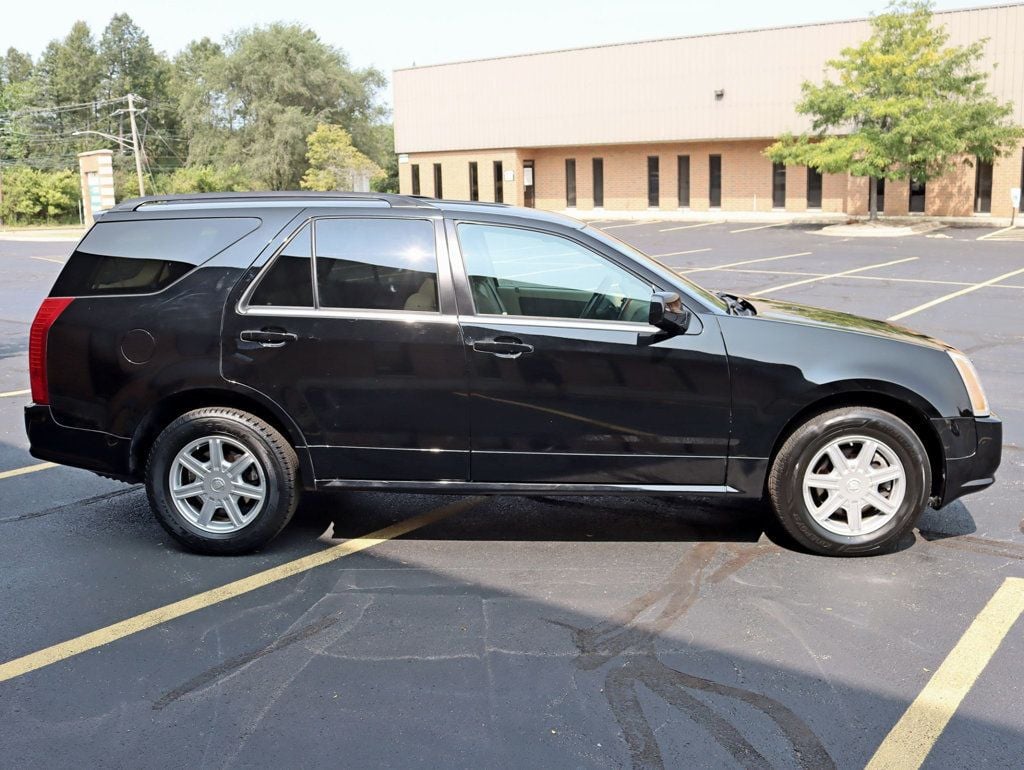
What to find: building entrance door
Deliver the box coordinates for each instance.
[523,160,535,207]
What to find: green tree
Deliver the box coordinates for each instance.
[764,1,1024,219]
[36,22,102,108]
[300,123,381,191]
[0,166,79,224]
[177,23,387,189]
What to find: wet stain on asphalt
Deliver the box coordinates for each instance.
[552,542,835,769]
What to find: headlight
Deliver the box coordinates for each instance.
[948,350,990,417]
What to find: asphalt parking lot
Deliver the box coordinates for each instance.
[1,220,1022,768]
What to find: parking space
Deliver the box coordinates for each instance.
[1,225,1022,768]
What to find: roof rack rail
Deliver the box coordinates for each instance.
[112,191,439,212]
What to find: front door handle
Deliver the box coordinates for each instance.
[240,329,298,347]
[472,336,534,359]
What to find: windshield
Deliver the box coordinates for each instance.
[583,226,728,312]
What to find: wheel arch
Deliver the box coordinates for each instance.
[129,386,315,488]
[765,385,944,499]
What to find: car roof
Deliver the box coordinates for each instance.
[109,191,585,228]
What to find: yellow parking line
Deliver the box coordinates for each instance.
[0,496,480,684]
[648,248,712,258]
[749,257,917,297]
[682,251,812,274]
[659,221,718,232]
[602,221,661,229]
[0,462,57,481]
[888,265,1024,322]
[866,577,1024,770]
[729,222,788,234]
[0,388,31,398]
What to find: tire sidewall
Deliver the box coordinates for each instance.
[775,410,930,555]
[147,412,294,553]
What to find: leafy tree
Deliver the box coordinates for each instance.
[0,166,79,224]
[178,23,387,189]
[159,163,252,193]
[36,22,102,108]
[300,124,381,191]
[1,48,34,86]
[765,0,1024,219]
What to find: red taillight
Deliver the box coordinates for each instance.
[29,297,74,405]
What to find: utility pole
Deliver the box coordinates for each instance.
[126,94,145,197]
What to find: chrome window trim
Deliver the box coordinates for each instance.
[457,313,669,335]
[240,305,459,324]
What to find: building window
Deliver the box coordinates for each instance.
[677,155,690,208]
[469,161,479,202]
[772,162,786,208]
[974,158,993,214]
[592,158,604,208]
[807,167,822,209]
[909,179,926,213]
[433,163,443,199]
[647,156,659,207]
[709,155,722,208]
[411,164,420,196]
[565,158,577,207]
[493,161,504,203]
[875,178,886,214]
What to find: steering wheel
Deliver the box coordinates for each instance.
[580,275,616,320]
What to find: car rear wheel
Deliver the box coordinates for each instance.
[146,407,299,555]
[768,407,930,556]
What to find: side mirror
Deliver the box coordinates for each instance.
[648,291,690,336]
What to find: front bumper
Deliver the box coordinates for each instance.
[932,414,1002,507]
[24,404,136,482]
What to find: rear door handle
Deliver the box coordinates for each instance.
[240,329,298,347]
[472,336,534,359]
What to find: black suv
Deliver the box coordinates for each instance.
[26,193,1000,556]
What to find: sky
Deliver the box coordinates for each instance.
[1,0,1002,106]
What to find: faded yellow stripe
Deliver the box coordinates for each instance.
[0,462,56,480]
[0,388,31,398]
[866,577,1024,770]
[0,497,480,683]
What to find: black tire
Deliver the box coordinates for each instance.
[146,407,299,555]
[768,407,930,556]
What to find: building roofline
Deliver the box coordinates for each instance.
[393,2,1023,73]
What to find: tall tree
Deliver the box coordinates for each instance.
[178,23,387,189]
[300,123,381,191]
[36,22,102,107]
[765,0,1023,219]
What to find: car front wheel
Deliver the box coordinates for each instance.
[146,407,299,555]
[768,406,931,556]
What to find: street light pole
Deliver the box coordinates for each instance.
[126,94,145,197]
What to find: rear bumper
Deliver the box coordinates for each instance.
[934,414,1002,506]
[24,404,136,482]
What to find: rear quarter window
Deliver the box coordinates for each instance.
[51,217,261,297]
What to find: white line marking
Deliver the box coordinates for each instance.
[976,225,1016,241]
[658,221,718,232]
[648,248,713,258]
[682,252,812,274]
[888,265,1024,321]
[729,222,789,234]
[30,256,65,265]
[0,389,31,398]
[601,221,662,229]
[749,257,918,297]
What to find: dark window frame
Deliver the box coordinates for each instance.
[493,161,504,203]
[709,155,722,208]
[806,167,823,209]
[772,162,787,209]
[592,158,604,208]
[411,164,420,196]
[974,157,993,214]
[677,155,690,208]
[565,158,577,207]
[647,156,660,208]
[909,179,926,213]
[433,163,443,199]
[469,161,479,202]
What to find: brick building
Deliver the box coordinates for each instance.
[393,4,1024,218]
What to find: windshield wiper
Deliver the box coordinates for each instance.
[714,291,756,316]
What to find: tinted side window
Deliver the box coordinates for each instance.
[52,217,260,297]
[457,224,652,323]
[315,218,438,312]
[249,225,313,307]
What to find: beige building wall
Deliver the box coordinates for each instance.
[399,149,523,205]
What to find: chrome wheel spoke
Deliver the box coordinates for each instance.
[196,498,219,527]
[225,453,255,479]
[812,493,845,522]
[855,440,878,472]
[806,473,841,492]
[869,466,902,485]
[208,437,227,472]
[845,503,863,534]
[171,481,204,500]
[864,489,898,516]
[177,452,209,480]
[826,444,849,472]
[231,479,264,501]
[223,496,246,528]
